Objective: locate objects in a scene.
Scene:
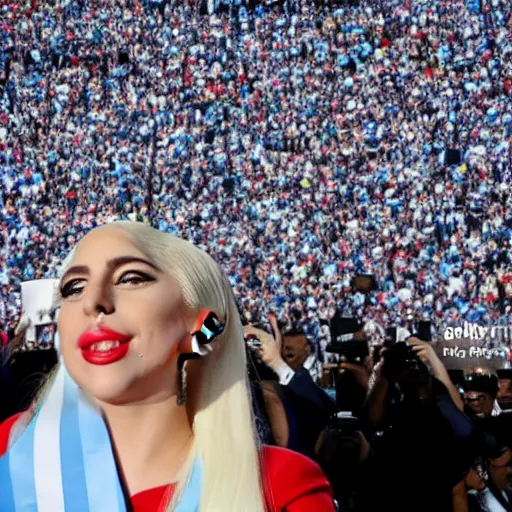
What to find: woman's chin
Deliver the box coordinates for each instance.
[87,387,136,406]
[66,357,174,405]
[74,373,139,405]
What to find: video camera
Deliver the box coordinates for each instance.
[382,341,430,385]
[326,313,368,364]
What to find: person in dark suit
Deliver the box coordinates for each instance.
[244,315,337,459]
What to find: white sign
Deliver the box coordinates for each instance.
[443,321,511,342]
[21,279,59,342]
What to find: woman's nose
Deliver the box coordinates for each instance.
[82,282,115,318]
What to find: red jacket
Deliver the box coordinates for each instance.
[0,413,334,512]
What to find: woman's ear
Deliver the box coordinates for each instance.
[180,309,225,357]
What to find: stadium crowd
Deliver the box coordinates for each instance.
[1,0,512,355]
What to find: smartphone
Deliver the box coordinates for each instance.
[245,334,262,351]
[384,327,397,347]
[35,323,56,348]
[417,321,432,342]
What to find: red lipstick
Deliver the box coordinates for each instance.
[78,327,132,365]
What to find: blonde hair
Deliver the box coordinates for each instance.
[117,222,266,511]
[28,222,266,512]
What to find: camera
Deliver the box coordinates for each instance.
[383,340,430,384]
[328,412,360,437]
[325,340,369,364]
[327,314,369,364]
[328,411,361,436]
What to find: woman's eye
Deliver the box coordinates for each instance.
[117,272,154,285]
[60,273,154,297]
[60,280,86,298]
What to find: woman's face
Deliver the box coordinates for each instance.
[58,226,191,405]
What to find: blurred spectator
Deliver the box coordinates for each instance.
[315,415,372,511]
[247,345,290,447]
[496,369,512,412]
[465,373,501,420]
[0,323,7,363]
[454,414,512,512]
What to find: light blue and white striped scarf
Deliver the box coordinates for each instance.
[0,365,202,512]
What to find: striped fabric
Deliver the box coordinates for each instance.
[0,365,203,511]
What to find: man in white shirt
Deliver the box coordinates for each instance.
[280,328,321,383]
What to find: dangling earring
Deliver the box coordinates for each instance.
[177,353,199,406]
[176,310,225,406]
[177,356,186,406]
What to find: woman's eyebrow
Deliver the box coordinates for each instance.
[60,256,161,283]
[106,256,161,273]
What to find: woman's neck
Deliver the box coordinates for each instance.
[100,396,194,496]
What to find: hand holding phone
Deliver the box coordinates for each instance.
[416,321,432,342]
[245,333,262,351]
[243,316,283,369]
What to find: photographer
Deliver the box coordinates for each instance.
[244,315,337,460]
[363,337,473,512]
[366,337,464,426]
[315,413,373,512]
[333,330,372,419]
[326,314,373,418]
[453,413,512,512]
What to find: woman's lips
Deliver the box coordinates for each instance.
[81,343,130,365]
[79,327,132,365]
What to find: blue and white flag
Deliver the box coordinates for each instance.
[0,365,203,511]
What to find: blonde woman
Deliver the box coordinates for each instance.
[0,222,334,512]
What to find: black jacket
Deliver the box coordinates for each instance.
[280,367,337,459]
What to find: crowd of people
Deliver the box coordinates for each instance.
[1,0,512,357]
[2,1,512,510]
